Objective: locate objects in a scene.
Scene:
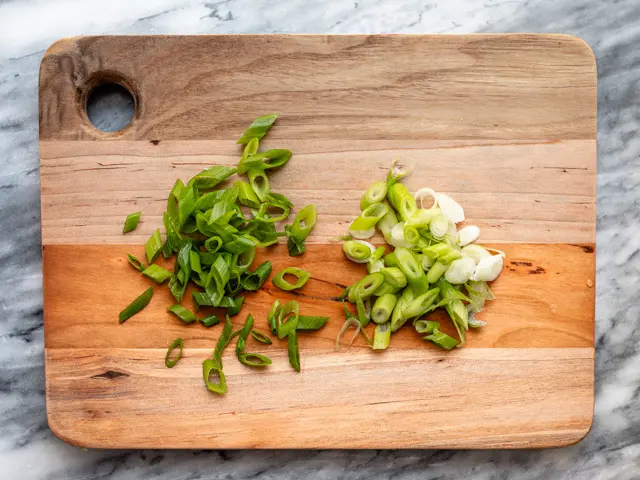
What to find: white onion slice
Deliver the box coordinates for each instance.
[435,193,465,224]
[457,225,480,247]
[429,215,449,239]
[349,227,375,240]
[414,187,438,210]
[470,255,504,281]
[444,257,476,284]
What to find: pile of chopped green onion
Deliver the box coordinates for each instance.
[338,161,504,350]
[118,114,325,394]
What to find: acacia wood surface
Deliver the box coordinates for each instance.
[39,34,596,449]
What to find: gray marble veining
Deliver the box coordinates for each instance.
[1,0,639,479]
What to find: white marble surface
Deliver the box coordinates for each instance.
[1,0,639,479]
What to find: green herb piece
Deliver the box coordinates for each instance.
[123,212,141,233]
[296,315,329,331]
[213,314,233,368]
[199,315,220,327]
[167,304,198,324]
[287,331,301,372]
[395,247,429,295]
[192,166,237,190]
[145,229,163,264]
[238,149,292,175]
[127,254,145,272]
[119,287,153,323]
[204,236,223,253]
[242,261,272,291]
[165,337,183,368]
[360,181,388,210]
[256,202,291,223]
[267,300,282,335]
[404,288,440,319]
[251,330,273,344]
[237,113,279,144]
[372,322,391,350]
[141,264,172,283]
[239,352,273,367]
[272,267,310,291]
[342,240,372,263]
[349,203,388,238]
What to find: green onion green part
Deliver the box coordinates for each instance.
[142,264,172,283]
[123,212,141,233]
[272,267,311,291]
[119,287,153,323]
[167,304,198,324]
[165,337,183,368]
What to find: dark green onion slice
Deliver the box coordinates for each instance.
[119,287,153,323]
[145,229,163,264]
[248,169,270,202]
[285,204,317,257]
[235,180,261,208]
[265,192,294,209]
[204,236,223,253]
[267,300,282,335]
[296,315,329,331]
[189,250,201,273]
[165,337,183,368]
[223,295,244,316]
[213,314,233,368]
[191,166,237,190]
[237,113,279,145]
[242,261,272,291]
[272,267,310,291]
[256,202,291,223]
[199,315,220,327]
[277,301,299,339]
[251,330,273,345]
[423,329,459,350]
[202,358,226,395]
[127,254,145,272]
[123,211,141,233]
[167,304,197,324]
[235,314,254,354]
[141,264,172,283]
[287,331,301,372]
[239,352,272,367]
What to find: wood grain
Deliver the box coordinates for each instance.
[39,34,596,449]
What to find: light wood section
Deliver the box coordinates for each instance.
[39,34,596,449]
[40,138,596,245]
[45,347,594,449]
[43,244,594,350]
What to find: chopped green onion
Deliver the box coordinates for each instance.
[199,315,220,327]
[239,352,273,367]
[202,358,226,395]
[404,288,440,318]
[142,264,172,283]
[379,267,407,289]
[204,236,223,253]
[354,272,384,299]
[265,192,294,209]
[238,149,292,175]
[237,113,279,144]
[277,301,299,339]
[349,203,389,239]
[377,208,398,244]
[192,166,236,190]
[167,304,198,324]
[371,293,398,324]
[213,314,233,368]
[395,247,429,294]
[235,180,261,208]
[145,229,163,264]
[119,287,153,323]
[123,212,141,233]
[251,330,273,345]
[444,257,476,284]
[426,261,447,283]
[232,247,256,275]
[272,267,310,291]
[383,251,400,268]
[390,287,414,332]
[429,214,449,240]
[242,260,272,291]
[424,329,459,350]
[414,320,440,335]
[285,204,317,257]
[372,322,391,350]
[287,331,301,372]
[248,169,270,202]
[235,314,254,354]
[360,181,388,210]
[165,337,183,368]
[127,254,145,272]
[343,240,374,263]
[267,299,282,335]
[296,315,329,331]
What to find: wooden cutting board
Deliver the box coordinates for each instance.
[39,34,596,449]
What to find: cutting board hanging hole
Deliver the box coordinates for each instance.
[86,82,135,132]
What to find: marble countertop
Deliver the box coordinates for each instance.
[1,0,639,479]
